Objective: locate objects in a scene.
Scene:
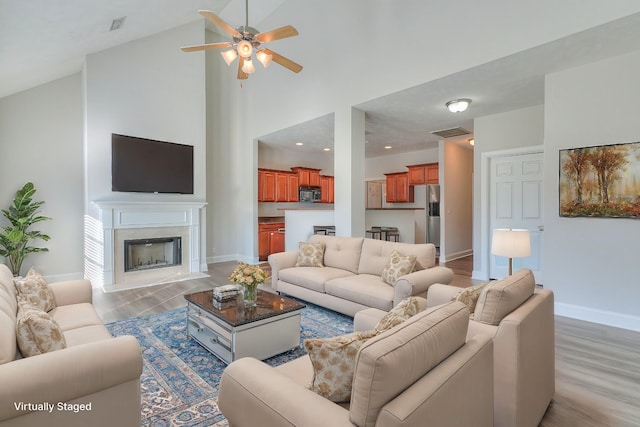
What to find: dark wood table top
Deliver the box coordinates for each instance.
[184,289,306,327]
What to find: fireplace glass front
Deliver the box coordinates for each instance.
[124,237,182,272]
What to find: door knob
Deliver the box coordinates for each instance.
[538,225,544,231]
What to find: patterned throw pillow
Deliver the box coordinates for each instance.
[452,283,488,318]
[381,250,417,285]
[15,300,66,357]
[13,267,56,312]
[374,296,421,332]
[295,242,325,267]
[304,330,379,402]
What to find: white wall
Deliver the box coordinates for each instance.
[472,105,545,279]
[0,74,84,279]
[442,141,474,261]
[365,148,439,181]
[544,50,640,329]
[215,0,640,264]
[84,21,207,205]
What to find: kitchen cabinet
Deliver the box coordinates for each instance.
[385,172,414,203]
[258,169,276,202]
[259,169,298,202]
[258,222,285,261]
[320,175,334,203]
[291,167,321,187]
[407,163,439,185]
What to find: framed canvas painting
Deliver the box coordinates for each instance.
[559,141,640,218]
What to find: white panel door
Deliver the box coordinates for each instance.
[489,152,544,283]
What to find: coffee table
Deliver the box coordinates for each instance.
[184,289,306,364]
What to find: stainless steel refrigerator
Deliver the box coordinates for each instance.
[426,184,440,247]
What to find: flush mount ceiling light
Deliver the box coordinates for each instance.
[446,98,472,113]
[181,0,302,80]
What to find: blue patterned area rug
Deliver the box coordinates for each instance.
[106,300,353,426]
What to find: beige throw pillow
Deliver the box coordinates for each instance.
[16,300,66,357]
[474,268,535,325]
[451,283,488,318]
[13,267,56,312]
[381,250,416,285]
[374,297,421,332]
[304,330,379,402]
[296,242,325,267]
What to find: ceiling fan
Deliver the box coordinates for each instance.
[181,0,303,80]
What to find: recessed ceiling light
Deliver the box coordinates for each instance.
[295,142,303,146]
[323,147,331,151]
[384,145,392,149]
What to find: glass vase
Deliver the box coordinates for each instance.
[243,283,258,307]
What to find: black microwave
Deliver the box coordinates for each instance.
[299,186,321,202]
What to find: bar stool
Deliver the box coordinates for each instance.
[385,227,400,242]
[366,227,382,240]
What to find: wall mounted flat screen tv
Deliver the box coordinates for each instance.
[112,133,194,194]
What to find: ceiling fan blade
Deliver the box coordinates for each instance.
[262,48,303,73]
[181,42,232,52]
[255,25,299,43]
[237,57,248,80]
[198,10,242,38]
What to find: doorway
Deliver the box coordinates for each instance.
[488,150,544,283]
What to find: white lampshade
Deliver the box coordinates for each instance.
[237,40,253,58]
[446,98,471,113]
[491,229,531,257]
[220,49,238,66]
[256,50,272,68]
[241,57,255,74]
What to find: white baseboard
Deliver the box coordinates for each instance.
[207,254,260,265]
[439,249,472,263]
[555,302,640,332]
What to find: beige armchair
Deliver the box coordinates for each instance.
[355,269,555,427]
[219,301,494,427]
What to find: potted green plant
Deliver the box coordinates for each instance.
[0,182,51,276]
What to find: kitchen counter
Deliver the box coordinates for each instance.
[366,208,424,210]
[258,216,285,224]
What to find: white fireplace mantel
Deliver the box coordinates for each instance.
[89,200,207,288]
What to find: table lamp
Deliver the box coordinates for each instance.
[491,228,531,275]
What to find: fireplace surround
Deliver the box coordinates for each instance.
[87,201,207,291]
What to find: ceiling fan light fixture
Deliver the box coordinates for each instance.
[242,57,255,74]
[256,50,272,68]
[446,98,472,113]
[220,49,238,66]
[237,40,253,58]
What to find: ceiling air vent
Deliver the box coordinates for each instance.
[430,127,471,138]
[109,16,127,32]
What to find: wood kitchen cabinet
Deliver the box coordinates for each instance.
[385,172,414,203]
[258,169,276,202]
[258,222,285,261]
[407,163,439,185]
[291,167,321,187]
[320,175,334,203]
[259,169,298,202]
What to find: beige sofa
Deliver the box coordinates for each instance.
[0,264,143,427]
[355,269,555,427]
[219,301,494,427]
[268,235,454,316]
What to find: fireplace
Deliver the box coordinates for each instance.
[124,237,182,272]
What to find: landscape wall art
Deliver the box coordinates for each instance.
[559,141,640,218]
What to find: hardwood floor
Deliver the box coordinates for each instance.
[93,256,640,426]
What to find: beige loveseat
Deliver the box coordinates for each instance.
[268,235,454,316]
[0,264,143,427]
[219,301,494,427]
[355,269,555,427]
